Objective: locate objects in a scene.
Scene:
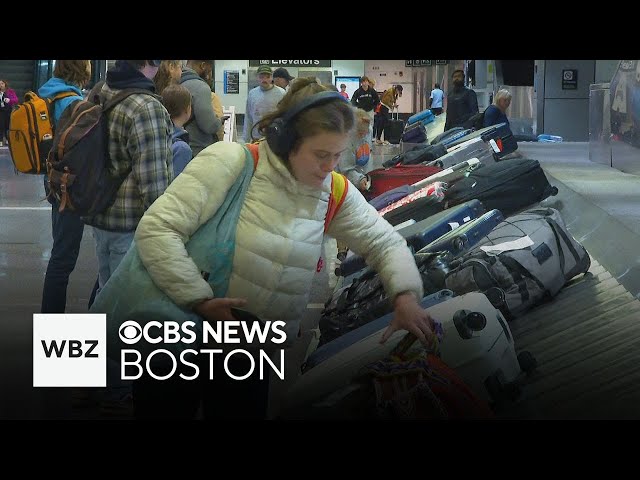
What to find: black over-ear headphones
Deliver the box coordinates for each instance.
[265,91,347,158]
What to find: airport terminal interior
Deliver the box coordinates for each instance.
[1,59,640,420]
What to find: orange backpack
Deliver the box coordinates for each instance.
[245,143,348,232]
[8,91,78,174]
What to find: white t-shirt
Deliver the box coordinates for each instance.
[430,88,444,108]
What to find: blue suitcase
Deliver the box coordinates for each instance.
[304,289,455,372]
[407,108,435,126]
[336,200,486,277]
[417,209,505,257]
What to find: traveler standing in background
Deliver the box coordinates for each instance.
[272,67,295,92]
[39,60,92,314]
[0,79,18,146]
[429,83,444,115]
[483,88,512,128]
[444,69,478,131]
[374,84,403,145]
[351,76,379,148]
[154,60,183,95]
[339,83,349,100]
[180,60,221,156]
[243,65,286,142]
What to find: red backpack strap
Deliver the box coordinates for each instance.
[324,171,348,232]
[246,142,260,170]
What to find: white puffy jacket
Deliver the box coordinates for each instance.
[135,141,423,346]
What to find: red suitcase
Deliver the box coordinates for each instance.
[367,164,442,198]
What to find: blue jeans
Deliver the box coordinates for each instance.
[92,228,135,291]
[41,204,85,313]
[92,227,135,401]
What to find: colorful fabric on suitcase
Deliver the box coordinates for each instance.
[377,182,447,217]
[362,344,494,419]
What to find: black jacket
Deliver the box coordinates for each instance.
[444,87,479,131]
[351,86,380,112]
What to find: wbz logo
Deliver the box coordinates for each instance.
[33,314,106,387]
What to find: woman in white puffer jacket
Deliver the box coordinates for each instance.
[132,78,435,419]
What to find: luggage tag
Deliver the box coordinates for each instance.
[488,138,502,153]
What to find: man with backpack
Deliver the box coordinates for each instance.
[82,60,173,292]
[180,60,221,157]
[80,60,173,416]
[39,60,92,314]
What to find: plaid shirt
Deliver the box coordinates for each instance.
[84,84,174,232]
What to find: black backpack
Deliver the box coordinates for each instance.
[45,88,156,216]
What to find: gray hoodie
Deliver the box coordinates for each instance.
[180,68,221,157]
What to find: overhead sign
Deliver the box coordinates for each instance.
[405,60,439,67]
[249,60,331,67]
[224,70,239,94]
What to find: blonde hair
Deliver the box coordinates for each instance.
[494,89,512,105]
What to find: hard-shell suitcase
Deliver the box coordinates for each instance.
[431,127,467,145]
[285,291,535,412]
[407,108,435,126]
[417,209,505,257]
[367,164,442,198]
[304,289,455,371]
[411,157,482,187]
[446,122,518,158]
[444,158,558,216]
[384,108,404,144]
[436,137,496,169]
[336,200,486,278]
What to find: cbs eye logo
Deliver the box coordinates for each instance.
[119,320,142,345]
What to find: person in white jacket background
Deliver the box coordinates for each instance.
[131,78,434,419]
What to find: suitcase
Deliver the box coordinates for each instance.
[417,209,505,257]
[384,108,404,144]
[368,184,414,210]
[402,122,427,143]
[446,122,518,158]
[407,108,435,126]
[411,157,482,188]
[430,127,466,145]
[285,291,534,412]
[436,137,496,169]
[378,182,447,218]
[382,194,444,226]
[382,143,447,168]
[336,200,486,278]
[304,289,455,372]
[367,164,442,198]
[444,158,558,216]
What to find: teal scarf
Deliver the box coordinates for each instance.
[91,147,255,360]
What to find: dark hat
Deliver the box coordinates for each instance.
[256,65,273,75]
[273,67,294,81]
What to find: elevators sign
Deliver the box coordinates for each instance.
[249,60,331,67]
[562,69,578,90]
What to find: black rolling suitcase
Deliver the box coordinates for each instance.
[444,158,558,216]
[384,107,404,144]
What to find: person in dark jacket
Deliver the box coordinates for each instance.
[483,88,512,128]
[351,76,379,148]
[444,69,478,131]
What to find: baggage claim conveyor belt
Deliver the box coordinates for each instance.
[317,142,640,419]
[501,142,640,419]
